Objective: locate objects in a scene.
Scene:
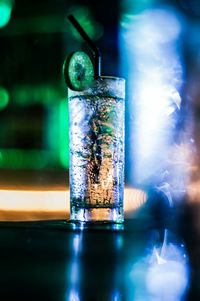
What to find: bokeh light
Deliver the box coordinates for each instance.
[59,99,69,168]
[0,86,9,110]
[120,6,185,190]
[0,0,13,28]
[126,230,190,300]
[0,187,146,221]
[67,6,103,41]
[0,149,49,169]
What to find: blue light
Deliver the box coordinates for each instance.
[72,233,82,255]
[120,7,185,186]
[126,230,190,300]
[68,289,80,301]
[145,231,189,300]
[111,289,122,301]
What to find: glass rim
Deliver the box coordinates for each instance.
[68,75,125,98]
[98,76,125,81]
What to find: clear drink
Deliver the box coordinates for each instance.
[68,77,125,222]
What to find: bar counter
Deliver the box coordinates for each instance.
[0,211,198,300]
[0,170,199,300]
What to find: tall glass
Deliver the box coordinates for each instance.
[68,76,125,223]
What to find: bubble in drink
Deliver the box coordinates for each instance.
[68,77,125,222]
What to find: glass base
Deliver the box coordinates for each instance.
[70,206,124,223]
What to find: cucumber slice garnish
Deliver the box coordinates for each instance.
[63,51,94,91]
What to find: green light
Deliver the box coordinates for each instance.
[0,0,12,28]
[13,85,59,105]
[0,149,53,169]
[121,0,155,15]
[69,6,103,41]
[0,86,9,110]
[59,99,69,168]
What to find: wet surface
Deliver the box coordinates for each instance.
[0,207,197,301]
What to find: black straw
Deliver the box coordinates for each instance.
[68,14,101,78]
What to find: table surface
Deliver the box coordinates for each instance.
[0,205,198,301]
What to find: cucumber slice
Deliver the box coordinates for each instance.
[63,51,94,91]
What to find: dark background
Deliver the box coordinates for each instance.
[1,1,200,300]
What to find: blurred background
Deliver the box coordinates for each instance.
[0,0,200,219]
[0,0,122,217]
[1,1,200,299]
[0,0,121,189]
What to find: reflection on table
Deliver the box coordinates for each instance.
[0,216,193,301]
